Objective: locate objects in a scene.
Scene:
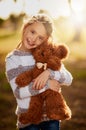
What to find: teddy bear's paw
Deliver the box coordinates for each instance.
[48,113,63,120]
[19,112,42,124]
[63,107,72,120]
[19,117,28,124]
[48,112,72,121]
[19,113,29,124]
[64,111,72,120]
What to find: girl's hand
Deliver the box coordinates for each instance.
[48,79,61,92]
[32,70,50,90]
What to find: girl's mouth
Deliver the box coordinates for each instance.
[27,39,35,46]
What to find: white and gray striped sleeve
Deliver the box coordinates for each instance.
[49,64,73,86]
[5,57,49,99]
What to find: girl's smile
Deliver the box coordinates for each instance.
[26,38,35,46]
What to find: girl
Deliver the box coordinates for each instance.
[5,14,73,130]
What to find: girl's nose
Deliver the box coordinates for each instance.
[32,35,37,42]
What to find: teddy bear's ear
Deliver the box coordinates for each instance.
[56,45,69,59]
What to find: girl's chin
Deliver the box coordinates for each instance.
[26,45,36,49]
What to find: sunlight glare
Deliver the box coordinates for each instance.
[39,0,70,18]
[70,0,85,26]
[23,0,40,16]
[0,0,85,20]
[0,0,14,19]
[0,0,23,19]
[71,0,85,13]
[0,0,71,19]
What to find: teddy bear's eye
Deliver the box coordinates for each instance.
[41,52,44,56]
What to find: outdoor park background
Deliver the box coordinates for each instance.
[0,0,86,130]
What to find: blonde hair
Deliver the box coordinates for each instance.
[22,14,54,37]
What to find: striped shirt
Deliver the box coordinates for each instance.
[5,49,73,128]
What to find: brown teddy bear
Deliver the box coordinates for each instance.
[16,42,72,124]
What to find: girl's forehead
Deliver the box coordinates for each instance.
[26,22,48,37]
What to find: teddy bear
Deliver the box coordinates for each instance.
[15,42,72,124]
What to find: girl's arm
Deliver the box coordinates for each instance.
[52,64,73,86]
[32,64,73,90]
[5,57,49,99]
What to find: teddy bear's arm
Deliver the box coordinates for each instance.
[15,66,44,88]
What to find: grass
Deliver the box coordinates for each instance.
[0,30,86,130]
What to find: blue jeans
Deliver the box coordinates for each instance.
[19,120,60,130]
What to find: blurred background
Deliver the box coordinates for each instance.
[0,0,86,130]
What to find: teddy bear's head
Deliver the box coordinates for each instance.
[31,42,69,71]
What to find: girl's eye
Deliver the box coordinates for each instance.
[31,30,35,34]
[38,36,43,41]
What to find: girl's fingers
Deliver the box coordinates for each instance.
[32,78,45,90]
[32,70,50,90]
[49,79,61,92]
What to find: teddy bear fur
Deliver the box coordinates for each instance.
[16,42,72,124]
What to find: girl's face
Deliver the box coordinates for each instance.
[22,22,48,51]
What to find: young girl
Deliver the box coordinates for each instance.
[5,14,73,130]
